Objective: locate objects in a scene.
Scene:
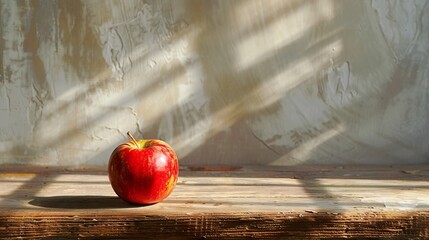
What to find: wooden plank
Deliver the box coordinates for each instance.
[1,212,428,239]
[0,165,428,239]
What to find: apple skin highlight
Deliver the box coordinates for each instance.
[108,134,179,205]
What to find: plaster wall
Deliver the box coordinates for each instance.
[1,0,428,165]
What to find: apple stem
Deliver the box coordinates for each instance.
[127,131,140,149]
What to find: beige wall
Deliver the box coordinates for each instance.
[1,0,428,166]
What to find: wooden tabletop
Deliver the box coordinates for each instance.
[0,164,428,239]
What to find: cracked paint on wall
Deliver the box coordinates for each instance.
[0,0,428,166]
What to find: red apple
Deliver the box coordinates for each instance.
[108,132,179,205]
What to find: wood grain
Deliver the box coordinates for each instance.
[0,165,428,239]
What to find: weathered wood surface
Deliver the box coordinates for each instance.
[0,165,428,239]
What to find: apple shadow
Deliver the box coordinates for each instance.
[28,195,145,209]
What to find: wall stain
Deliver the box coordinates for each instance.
[0,2,3,85]
[58,0,107,82]
[380,55,419,110]
[21,0,50,100]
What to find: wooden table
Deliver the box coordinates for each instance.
[0,165,428,239]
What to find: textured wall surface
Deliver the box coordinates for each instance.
[1,0,428,166]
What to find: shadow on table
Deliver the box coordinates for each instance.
[29,195,144,209]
